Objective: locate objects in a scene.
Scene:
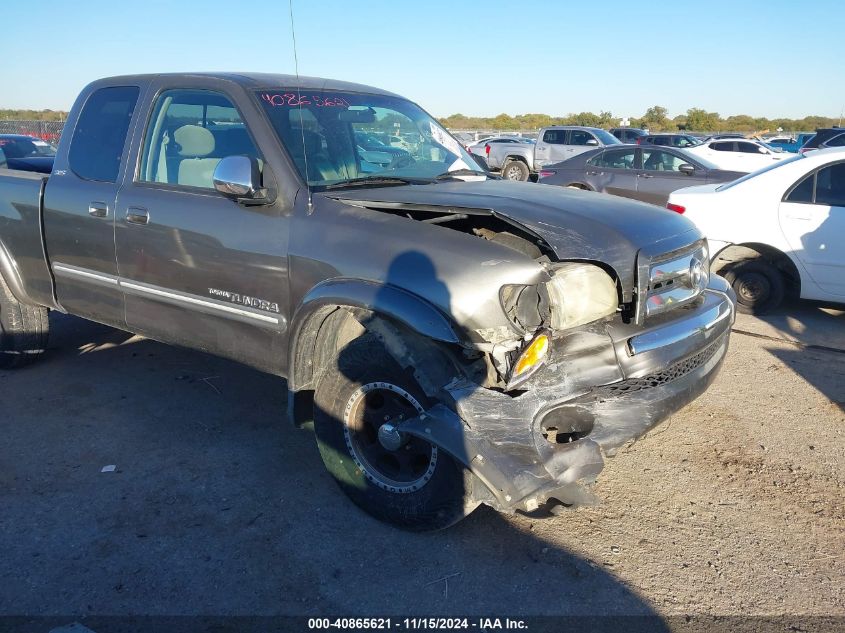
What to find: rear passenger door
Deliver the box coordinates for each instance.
[535,129,568,166]
[637,148,708,205]
[43,84,141,327]
[114,82,290,372]
[585,148,639,199]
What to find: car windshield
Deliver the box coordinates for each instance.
[256,89,485,187]
[593,129,622,145]
[716,154,805,190]
[0,137,57,158]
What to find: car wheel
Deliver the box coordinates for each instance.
[502,160,529,181]
[0,274,49,369]
[723,259,785,314]
[313,334,476,531]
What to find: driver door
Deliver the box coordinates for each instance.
[636,148,708,205]
[114,81,291,372]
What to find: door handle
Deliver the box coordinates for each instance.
[639,173,655,179]
[88,202,109,218]
[586,170,601,176]
[126,207,150,225]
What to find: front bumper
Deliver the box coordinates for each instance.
[400,275,737,513]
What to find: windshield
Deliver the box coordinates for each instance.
[256,89,485,187]
[593,129,621,145]
[0,137,57,158]
[716,154,805,190]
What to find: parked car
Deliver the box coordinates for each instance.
[667,147,845,313]
[763,134,814,153]
[0,72,736,530]
[0,134,58,174]
[354,131,411,160]
[684,138,789,171]
[485,126,622,181]
[800,128,845,153]
[639,133,702,148]
[466,136,533,159]
[609,127,647,143]
[538,145,745,206]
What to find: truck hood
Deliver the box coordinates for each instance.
[330,179,700,302]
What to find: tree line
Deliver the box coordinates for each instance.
[0,109,68,122]
[439,106,840,133]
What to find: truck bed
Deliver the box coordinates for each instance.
[0,170,55,307]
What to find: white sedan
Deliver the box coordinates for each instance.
[667,147,845,313]
[684,138,789,172]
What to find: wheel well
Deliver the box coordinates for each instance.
[504,155,528,165]
[713,243,801,297]
[566,183,592,190]
[288,307,482,427]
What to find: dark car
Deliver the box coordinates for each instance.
[639,133,701,148]
[610,127,647,143]
[0,134,57,173]
[538,144,745,206]
[800,128,845,153]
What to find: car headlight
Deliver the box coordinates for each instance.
[544,263,619,329]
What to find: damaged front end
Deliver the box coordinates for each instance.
[388,243,737,515]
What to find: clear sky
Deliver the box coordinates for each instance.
[1,0,843,119]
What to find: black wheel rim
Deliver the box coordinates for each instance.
[342,383,437,494]
[736,272,770,305]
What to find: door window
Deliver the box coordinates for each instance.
[737,142,764,154]
[710,141,735,152]
[569,130,596,146]
[138,89,260,189]
[68,86,140,182]
[589,148,636,169]
[784,163,845,206]
[542,129,567,144]
[641,149,688,172]
[825,133,845,147]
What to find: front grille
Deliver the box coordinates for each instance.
[635,240,709,323]
[585,332,726,401]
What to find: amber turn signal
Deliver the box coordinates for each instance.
[508,332,550,389]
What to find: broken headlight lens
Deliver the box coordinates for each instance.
[544,263,618,330]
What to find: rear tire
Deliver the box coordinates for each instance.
[723,259,785,314]
[313,334,475,531]
[0,274,49,369]
[502,160,529,181]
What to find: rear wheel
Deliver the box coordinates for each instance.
[0,274,49,369]
[723,259,785,314]
[502,160,529,181]
[313,334,475,530]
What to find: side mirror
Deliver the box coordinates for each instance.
[758,147,768,154]
[678,163,695,175]
[213,155,268,204]
[585,139,599,146]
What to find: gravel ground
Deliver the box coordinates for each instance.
[0,303,842,627]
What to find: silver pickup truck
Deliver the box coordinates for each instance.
[486,126,623,181]
[0,73,735,530]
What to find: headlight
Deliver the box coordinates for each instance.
[544,263,618,329]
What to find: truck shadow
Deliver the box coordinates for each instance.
[0,307,668,627]
[734,300,845,411]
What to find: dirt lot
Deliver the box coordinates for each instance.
[0,302,843,627]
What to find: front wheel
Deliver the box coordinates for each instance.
[313,335,475,531]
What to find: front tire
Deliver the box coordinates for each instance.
[0,274,49,369]
[723,259,785,314]
[313,335,475,530]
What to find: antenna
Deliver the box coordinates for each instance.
[289,0,313,213]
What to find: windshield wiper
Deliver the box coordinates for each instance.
[323,176,433,190]
[434,169,489,181]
